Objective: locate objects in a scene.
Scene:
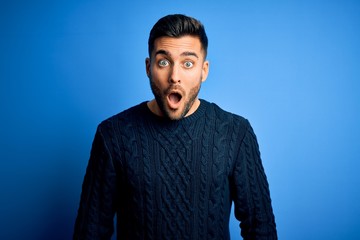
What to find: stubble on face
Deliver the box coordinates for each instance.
[149,75,201,120]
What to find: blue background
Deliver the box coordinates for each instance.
[1,0,360,239]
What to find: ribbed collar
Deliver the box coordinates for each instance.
[141,99,209,127]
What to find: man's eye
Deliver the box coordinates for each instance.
[184,61,194,68]
[158,59,169,67]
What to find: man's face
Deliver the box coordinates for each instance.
[146,35,209,120]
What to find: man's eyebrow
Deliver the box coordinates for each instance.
[154,50,199,59]
[181,51,199,59]
[155,50,170,57]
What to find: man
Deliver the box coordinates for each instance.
[74,14,277,239]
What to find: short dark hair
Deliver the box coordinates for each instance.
[148,14,208,58]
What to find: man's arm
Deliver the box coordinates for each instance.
[73,126,117,240]
[232,121,277,240]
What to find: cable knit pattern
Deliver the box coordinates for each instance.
[74,99,277,240]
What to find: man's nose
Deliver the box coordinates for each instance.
[169,64,181,84]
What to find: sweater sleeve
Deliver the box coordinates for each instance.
[73,125,117,240]
[232,121,277,240]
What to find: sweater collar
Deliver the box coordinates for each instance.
[142,99,208,126]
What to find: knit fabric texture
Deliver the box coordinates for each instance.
[74,99,277,240]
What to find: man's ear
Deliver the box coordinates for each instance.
[201,60,209,82]
[145,57,151,77]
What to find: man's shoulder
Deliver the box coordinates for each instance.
[204,101,254,145]
[98,101,148,128]
[205,100,250,128]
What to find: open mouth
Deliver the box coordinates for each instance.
[167,92,183,109]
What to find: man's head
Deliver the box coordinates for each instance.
[148,14,208,59]
[146,14,209,120]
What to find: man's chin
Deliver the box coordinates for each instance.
[163,99,198,120]
[163,108,185,121]
[156,97,193,120]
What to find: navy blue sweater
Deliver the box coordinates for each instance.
[74,100,277,239]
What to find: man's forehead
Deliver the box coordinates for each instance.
[153,36,203,56]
